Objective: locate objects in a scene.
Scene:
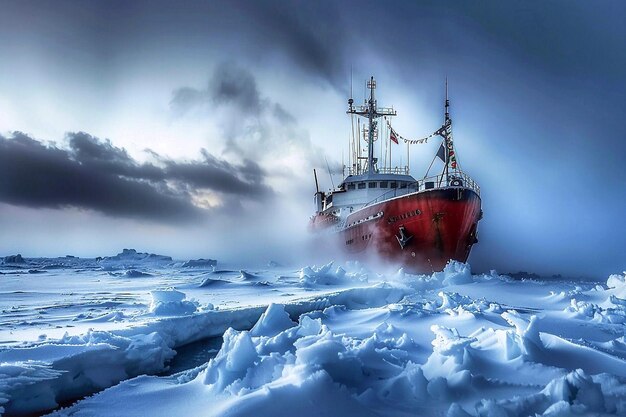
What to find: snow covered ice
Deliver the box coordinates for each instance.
[1,254,626,416]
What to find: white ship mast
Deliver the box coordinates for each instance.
[347,76,397,175]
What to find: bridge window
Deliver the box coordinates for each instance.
[347,183,355,190]
[390,182,397,188]
[368,182,377,188]
[400,182,408,189]
[380,181,388,188]
[358,182,366,189]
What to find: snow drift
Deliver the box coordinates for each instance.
[3,262,626,417]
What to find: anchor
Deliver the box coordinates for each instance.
[396,226,413,249]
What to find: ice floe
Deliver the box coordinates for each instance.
[149,289,199,316]
[2,261,626,416]
[298,261,368,286]
[181,259,217,268]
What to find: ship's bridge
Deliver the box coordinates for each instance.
[341,173,416,194]
[320,172,417,217]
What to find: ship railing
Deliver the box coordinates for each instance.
[343,166,410,176]
[376,166,410,175]
[362,171,480,208]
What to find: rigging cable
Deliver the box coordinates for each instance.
[324,156,335,189]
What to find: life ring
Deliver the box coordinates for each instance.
[451,178,463,186]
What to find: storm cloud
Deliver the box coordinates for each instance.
[169,62,323,173]
[237,0,350,91]
[0,132,272,222]
[170,62,263,116]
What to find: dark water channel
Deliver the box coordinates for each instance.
[7,336,224,417]
[160,336,223,376]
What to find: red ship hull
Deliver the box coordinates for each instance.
[311,187,481,273]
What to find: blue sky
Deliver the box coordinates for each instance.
[0,0,624,277]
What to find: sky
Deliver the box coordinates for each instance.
[0,0,624,277]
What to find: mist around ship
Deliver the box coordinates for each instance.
[1,1,624,277]
[1,1,625,417]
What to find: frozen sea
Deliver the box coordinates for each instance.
[1,250,626,416]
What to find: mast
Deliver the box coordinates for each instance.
[366,77,376,174]
[313,169,320,194]
[445,77,450,122]
[443,77,450,179]
[347,76,396,175]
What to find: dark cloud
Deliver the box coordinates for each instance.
[238,0,349,92]
[170,62,264,116]
[170,62,299,126]
[210,63,261,113]
[161,151,272,199]
[0,132,272,222]
[68,132,164,182]
[169,63,326,173]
